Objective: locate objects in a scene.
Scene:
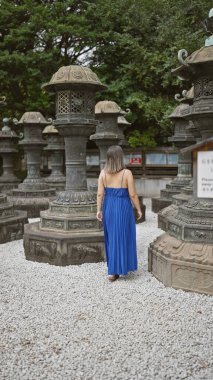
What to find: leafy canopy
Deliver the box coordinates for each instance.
[0,0,212,146]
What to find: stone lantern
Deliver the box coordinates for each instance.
[148,8,213,295]
[117,115,131,146]
[91,100,146,223]
[152,102,196,214]
[90,100,125,169]
[24,65,107,265]
[9,112,56,217]
[0,118,20,192]
[0,97,28,243]
[43,124,65,191]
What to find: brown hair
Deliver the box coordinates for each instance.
[104,145,125,173]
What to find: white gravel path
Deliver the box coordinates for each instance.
[0,199,213,380]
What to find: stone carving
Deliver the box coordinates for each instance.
[42,219,64,230]
[0,217,27,243]
[68,220,97,230]
[151,233,213,265]
[186,199,213,210]
[67,244,101,262]
[55,190,96,205]
[29,240,57,259]
[173,267,213,290]
[168,223,181,235]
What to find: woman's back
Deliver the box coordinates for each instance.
[103,169,127,189]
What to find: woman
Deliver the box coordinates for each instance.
[96,145,142,281]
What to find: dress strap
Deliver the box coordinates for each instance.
[104,170,107,188]
[121,169,125,188]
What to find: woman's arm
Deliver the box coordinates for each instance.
[96,170,105,221]
[126,170,142,220]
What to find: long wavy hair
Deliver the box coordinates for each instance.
[104,145,125,173]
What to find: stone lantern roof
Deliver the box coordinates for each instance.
[185,45,213,64]
[0,118,18,138]
[43,125,59,134]
[118,115,131,127]
[95,101,124,116]
[175,87,194,104]
[169,103,191,119]
[172,46,213,80]
[42,65,107,92]
[18,112,50,125]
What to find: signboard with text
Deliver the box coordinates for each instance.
[129,157,142,165]
[197,151,213,198]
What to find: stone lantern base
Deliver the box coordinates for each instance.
[24,222,105,266]
[44,177,65,191]
[8,188,56,218]
[152,182,186,213]
[152,194,177,213]
[0,178,20,193]
[148,233,213,295]
[0,194,28,243]
[172,184,193,206]
[157,185,193,231]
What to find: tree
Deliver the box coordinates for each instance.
[0,0,96,117]
[0,0,212,146]
[88,0,212,146]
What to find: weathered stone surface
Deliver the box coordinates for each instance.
[24,222,105,266]
[9,112,56,217]
[43,125,65,190]
[152,197,172,213]
[0,118,20,191]
[8,195,55,218]
[0,211,28,243]
[158,204,178,231]
[148,233,213,295]
[91,100,124,169]
[0,193,27,243]
[24,65,106,265]
[149,9,213,296]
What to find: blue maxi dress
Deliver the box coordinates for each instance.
[103,172,138,275]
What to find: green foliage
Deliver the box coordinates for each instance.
[128,129,158,148]
[0,0,212,146]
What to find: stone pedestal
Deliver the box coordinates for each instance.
[148,233,213,295]
[149,10,213,295]
[43,125,65,190]
[9,112,56,217]
[0,192,28,243]
[0,118,20,192]
[24,65,107,265]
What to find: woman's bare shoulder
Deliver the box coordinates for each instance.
[124,169,133,177]
[99,169,105,178]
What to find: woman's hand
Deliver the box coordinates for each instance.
[96,211,103,222]
[137,209,142,220]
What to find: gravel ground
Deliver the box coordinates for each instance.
[0,199,213,380]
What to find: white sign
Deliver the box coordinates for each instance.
[197,151,213,198]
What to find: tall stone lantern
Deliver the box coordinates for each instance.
[24,65,107,265]
[117,115,131,146]
[9,112,56,217]
[0,97,28,243]
[0,118,20,192]
[90,100,125,169]
[148,8,213,295]
[152,102,196,213]
[91,101,146,223]
[43,125,65,191]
